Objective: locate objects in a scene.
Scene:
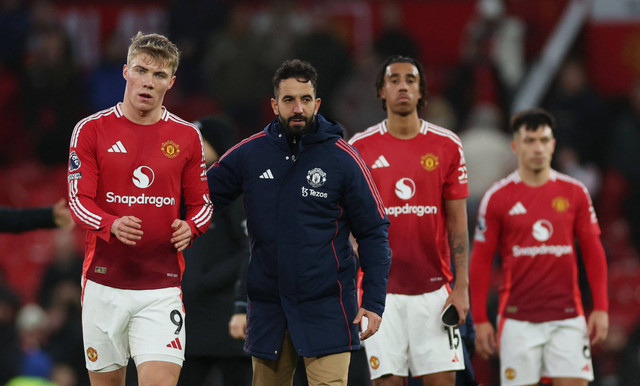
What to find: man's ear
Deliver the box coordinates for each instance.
[271,98,279,116]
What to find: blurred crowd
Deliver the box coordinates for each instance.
[0,0,639,385]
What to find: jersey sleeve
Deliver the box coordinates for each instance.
[67,122,119,242]
[182,130,213,238]
[443,140,469,200]
[574,185,609,312]
[336,139,391,317]
[470,188,501,323]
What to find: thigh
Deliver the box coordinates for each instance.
[499,318,546,386]
[82,280,131,372]
[543,317,593,382]
[406,286,464,377]
[129,286,186,366]
[252,330,298,386]
[304,352,351,386]
[137,360,181,386]
[362,294,409,379]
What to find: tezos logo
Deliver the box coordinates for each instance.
[306,168,327,188]
[394,178,416,200]
[132,166,155,189]
[532,219,553,242]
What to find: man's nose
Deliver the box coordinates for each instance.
[293,100,303,113]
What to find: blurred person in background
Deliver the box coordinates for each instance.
[179,115,252,386]
[67,31,212,386]
[470,108,609,386]
[0,199,74,233]
[349,55,471,386]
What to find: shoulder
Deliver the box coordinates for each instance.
[423,121,463,148]
[479,171,520,212]
[348,121,385,146]
[70,106,119,146]
[219,130,267,162]
[164,111,202,138]
[551,170,593,200]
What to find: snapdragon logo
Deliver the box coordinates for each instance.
[512,244,573,258]
[385,203,437,217]
[532,219,553,242]
[106,192,176,208]
[133,166,155,189]
[394,178,416,200]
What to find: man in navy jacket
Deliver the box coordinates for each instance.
[207,59,391,385]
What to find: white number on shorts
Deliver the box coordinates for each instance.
[170,309,183,335]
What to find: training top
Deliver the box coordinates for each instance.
[470,170,608,323]
[350,119,469,294]
[68,104,212,290]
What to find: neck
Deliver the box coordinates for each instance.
[386,112,421,139]
[120,101,163,125]
[518,167,551,187]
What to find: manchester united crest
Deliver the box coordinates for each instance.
[369,356,380,370]
[552,196,570,213]
[87,347,98,362]
[306,168,327,188]
[505,367,517,380]
[421,153,439,171]
[161,140,180,159]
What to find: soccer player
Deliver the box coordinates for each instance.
[207,59,391,386]
[67,32,212,386]
[470,108,609,386]
[349,55,469,386]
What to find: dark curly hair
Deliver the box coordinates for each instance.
[272,59,318,99]
[375,55,427,111]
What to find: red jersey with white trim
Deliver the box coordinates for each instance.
[349,119,469,294]
[68,104,212,290]
[470,170,608,323]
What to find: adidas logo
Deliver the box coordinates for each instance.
[508,201,527,216]
[452,352,459,363]
[166,337,182,350]
[372,155,390,169]
[107,141,127,153]
[259,169,274,179]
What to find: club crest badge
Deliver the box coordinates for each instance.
[161,140,180,159]
[306,168,327,188]
[421,153,439,171]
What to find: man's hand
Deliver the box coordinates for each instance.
[170,219,192,252]
[111,216,143,246]
[475,322,497,360]
[588,310,609,345]
[353,307,381,341]
[444,284,469,327]
[52,199,74,229]
[229,313,247,339]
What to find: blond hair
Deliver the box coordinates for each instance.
[127,31,180,75]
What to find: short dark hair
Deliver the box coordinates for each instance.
[375,55,427,111]
[272,59,318,99]
[510,108,556,135]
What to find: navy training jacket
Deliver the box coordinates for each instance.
[206,114,391,360]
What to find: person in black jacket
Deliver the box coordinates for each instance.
[0,199,73,233]
[179,116,252,386]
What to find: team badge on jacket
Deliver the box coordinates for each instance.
[306,168,327,188]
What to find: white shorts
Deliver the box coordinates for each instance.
[499,316,594,385]
[362,285,464,379]
[81,279,186,372]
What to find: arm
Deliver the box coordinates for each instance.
[229,254,249,340]
[174,132,213,251]
[0,206,56,233]
[575,187,609,345]
[444,198,470,326]
[470,191,501,359]
[335,140,391,339]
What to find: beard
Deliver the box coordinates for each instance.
[279,113,316,136]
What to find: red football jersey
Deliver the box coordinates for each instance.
[350,120,469,294]
[470,170,608,323]
[68,104,212,290]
